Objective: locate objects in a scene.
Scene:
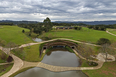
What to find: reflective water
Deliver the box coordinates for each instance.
[15,50,88,77]
[15,67,88,77]
[33,38,43,42]
[41,50,80,67]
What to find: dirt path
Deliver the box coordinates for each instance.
[106,31,116,36]
[0,62,13,66]
[1,54,23,77]
[0,47,23,77]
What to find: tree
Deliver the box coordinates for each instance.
[109,42,116,61]
[33,26,43,35]
[22,30,25,33]
[0,50,7,60]
[99,43,115,62]
[43,17,53,32]
[74,26,82,30]
[97,38,111,45]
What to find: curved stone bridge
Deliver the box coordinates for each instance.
[37,61,103,72]
[40,39,78,56]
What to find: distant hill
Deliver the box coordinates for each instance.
[0,20,116,25]
[0,20,38,25]
[54,20,116,25]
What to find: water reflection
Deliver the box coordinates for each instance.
[15,50,88,77]
[33,38,43,42]
[15,67,88,77]
[41,50,80,67]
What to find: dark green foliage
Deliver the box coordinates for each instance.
[88,25,93,29]
[7,56,13,62]
[0,22,13,25]
[93,26,99,30]
[87,61,98,66]
[18,17,53,35]
[43,17,53,32]
[97,38,111,45]
[22,30,25,33]
[74,26,82,30]
[87,25,106,31]
[29,33,31,36]
[33,26,43,35]
[65,46,74,53]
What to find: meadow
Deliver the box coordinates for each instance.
[40,27,116,43]
[0,26,33,45]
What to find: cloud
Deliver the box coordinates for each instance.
[0,0,116,21]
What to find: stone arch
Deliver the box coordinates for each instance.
[39,40,78,57]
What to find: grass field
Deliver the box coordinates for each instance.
[12,44,45,62]
[107,29,116,35]
[0,25,33,45]
[40,27,116,43]
[82,62,116,77]
[0,63,13,76]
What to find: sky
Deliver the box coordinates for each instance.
[0,0,116,22]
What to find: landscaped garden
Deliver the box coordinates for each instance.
[0,25,116,77]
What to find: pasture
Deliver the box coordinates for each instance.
[40,27,116,43]
[0,26,33,45]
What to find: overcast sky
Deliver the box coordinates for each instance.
[0,0,116,22]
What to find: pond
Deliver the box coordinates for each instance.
[15,50,88,77]
[33,38,43,42]
[41,50,80,67]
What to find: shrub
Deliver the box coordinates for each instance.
[97,38,111,45]
[7,56,13,62]
[22,30,25,33]
[88,61,98,66]
[0,52,7,60]
[74,26,82,30]
[29,33,31,36]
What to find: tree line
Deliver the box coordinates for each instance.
[19,17,53,35]
[87,24,116,31]
[0,22,14,26]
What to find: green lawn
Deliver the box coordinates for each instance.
[0,63,13,76]
[0,25,33,45]
[40,27,116,43]
[82,62,116,77]
[12,44,45,62]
